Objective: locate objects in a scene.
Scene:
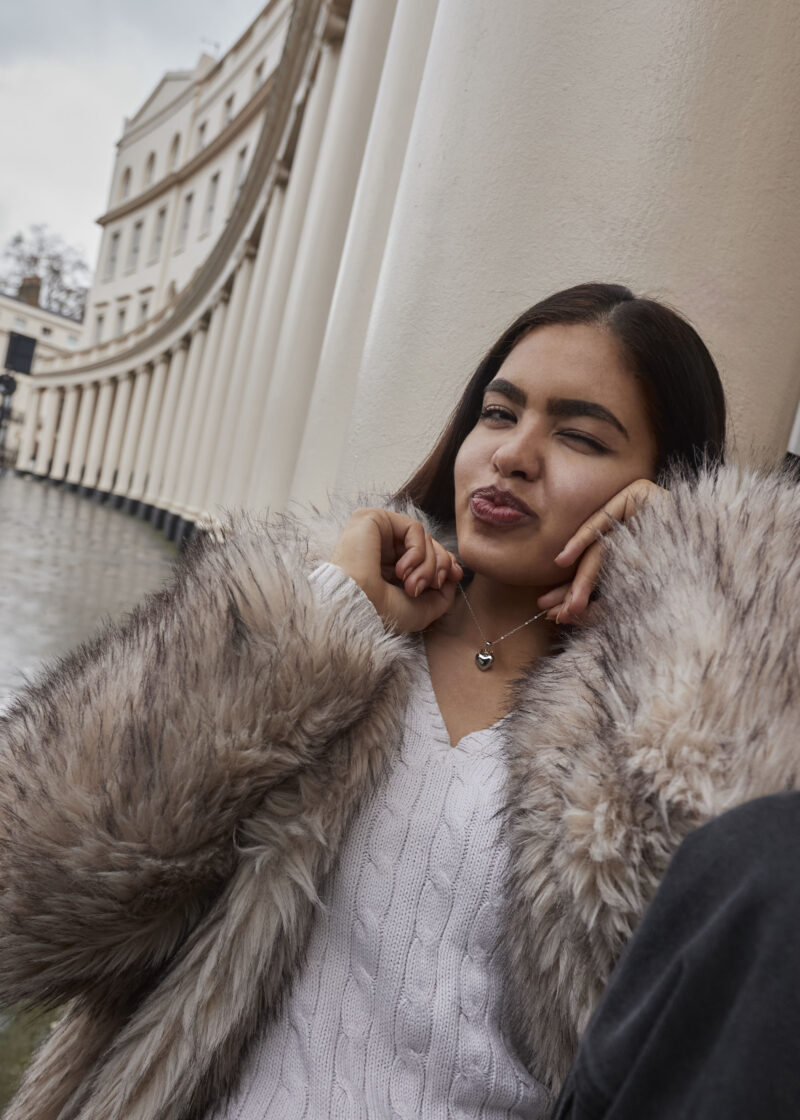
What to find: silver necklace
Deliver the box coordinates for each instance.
[458,582,549,671]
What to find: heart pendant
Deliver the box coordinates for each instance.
[475,648,494,671]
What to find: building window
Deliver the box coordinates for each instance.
[116,307,127,337]
[144,152,156,187]
[95,314,105,343]
[127,220,144,271]
[252,61,264,92]
[231,146,248,209]
[150,206,167,262]
[201,173,219,236]
[139,300,149,324]
[120,167,132,200]
[196,121,207,153]
[13,315,27,329]
[223,95,235,127]
[105,231,120,281]
[168,133,181,172]
[177,193,193,251]
[41,326,52,337]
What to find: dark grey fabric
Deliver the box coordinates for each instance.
[553,791,800,1119]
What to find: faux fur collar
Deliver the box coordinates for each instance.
[2,464,798,1119]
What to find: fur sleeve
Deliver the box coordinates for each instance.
[0,512,409,1009]
[504,463,800,1094]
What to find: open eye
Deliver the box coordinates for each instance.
[480,405,515,423]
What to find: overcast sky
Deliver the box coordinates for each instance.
[0,0,265,279]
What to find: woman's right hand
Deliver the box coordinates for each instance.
[330,508,463,633]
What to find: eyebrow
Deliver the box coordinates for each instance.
[484,377,630,440]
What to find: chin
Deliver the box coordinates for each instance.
[457,532,562,589]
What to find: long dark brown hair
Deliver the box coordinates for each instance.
[396,282,727,524]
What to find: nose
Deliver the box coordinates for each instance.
[491,424,542,481]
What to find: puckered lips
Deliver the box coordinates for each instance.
[469,485,535,527]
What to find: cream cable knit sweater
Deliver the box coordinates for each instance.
[209,563,549,1119]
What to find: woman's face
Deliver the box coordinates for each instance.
[453,322,659,588]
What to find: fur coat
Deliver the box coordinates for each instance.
[1,464,798,1120]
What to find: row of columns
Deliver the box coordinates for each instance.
[12,0,448,538]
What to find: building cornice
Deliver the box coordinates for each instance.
[34,0,327,384]
[98,74,276,227]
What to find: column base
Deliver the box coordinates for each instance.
[79,484,95,498]
[122,496,140,515]
[162,511,179,540]
[176,519,196,551]
[149,505,165,530]
[92,488,109,503]
[109,493,125,510]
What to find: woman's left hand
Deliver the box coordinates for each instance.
[537,479,668,625]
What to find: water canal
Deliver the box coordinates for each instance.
[0,471,177,1106]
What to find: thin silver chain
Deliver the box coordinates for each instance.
[458,581,550,650]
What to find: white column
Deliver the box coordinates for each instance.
[214,183,286,511]
[142,343,189,509]
[15,385,41,472]
[97,373,134,493]
[129,353,169,504]
[171,294,229,519]
[220,42,341,513]
[246,0,399,513]
[188,252,254,522]
[335,0,800,490]
[66,383,98,486]
[290,0,440,506]
[82,379,115,490]
[51,385,80,480]
[33,387,61,476]
[112,365,152,499]
[157,323,208,513]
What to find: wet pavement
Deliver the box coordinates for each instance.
[0,470,177,1105]
[0,472,177,707]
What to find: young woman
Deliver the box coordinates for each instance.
[0,283,797,1120]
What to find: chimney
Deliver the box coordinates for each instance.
[18,276,41,308]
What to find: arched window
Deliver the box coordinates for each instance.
[120,167,132,201]
[144,152,156,187]
[168,133,181,173]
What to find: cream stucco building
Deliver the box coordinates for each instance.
[13,0,800,540]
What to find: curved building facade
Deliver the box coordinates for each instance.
[14,0,800,541]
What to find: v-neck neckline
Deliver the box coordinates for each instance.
[415,639,509,753]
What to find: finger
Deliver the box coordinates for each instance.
[554,506,618,568]
[537,581,572,609]
[405,533,437,597]
[432,540,456,590]
[394,520,427,580]
[564,540,605,616]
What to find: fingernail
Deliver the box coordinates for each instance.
[415,580,428,597]
[438,570,446,589]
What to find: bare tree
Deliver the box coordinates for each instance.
[0,224,89,321]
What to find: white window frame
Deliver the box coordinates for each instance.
[150,206,167,263]
[177,193,194,251]
[202,173,220,236]
[127,220,144,271]
[106,231,120,281]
